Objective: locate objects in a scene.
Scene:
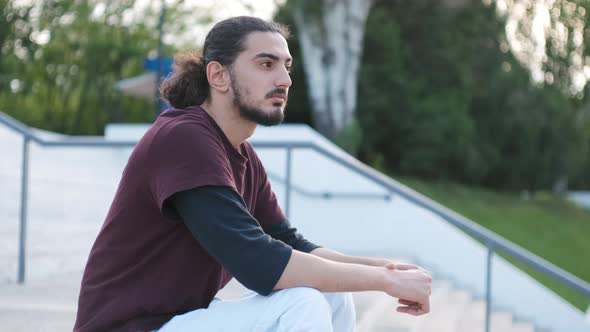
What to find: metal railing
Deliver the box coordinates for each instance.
[267,170,391,201]
[1,111,590,332]
[0,112,389,278]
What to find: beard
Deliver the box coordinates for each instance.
[230,72,286,127]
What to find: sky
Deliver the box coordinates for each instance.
[17,0,590,93]
[20,0,282,47]
[136,0,283,47]
[145,0,588,91]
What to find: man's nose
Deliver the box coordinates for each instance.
[276,67,292,88]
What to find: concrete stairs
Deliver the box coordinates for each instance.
[352,281,535,332]
[0,272,537,331]
[0,273,79,331]
[0,123,538,331]
[216,278,536,332]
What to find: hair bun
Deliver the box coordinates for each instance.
[174,52,203,74]
[159,51,209,109]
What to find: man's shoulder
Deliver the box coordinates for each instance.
[152,108,220,144]
[157,107,211,129]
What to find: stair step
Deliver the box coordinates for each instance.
[414,287,472,332]
[352,290,382,322]
[356,281,452,332]
[0,307,75,331]
[511,321,536,332]
[215,278,249,300]
[0,272,539,332]
[457,300,514,332]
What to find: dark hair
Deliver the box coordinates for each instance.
[160,16,290,109]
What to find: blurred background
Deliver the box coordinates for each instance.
[1,0,590,329]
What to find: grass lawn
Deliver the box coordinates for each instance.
[396,176,590,311]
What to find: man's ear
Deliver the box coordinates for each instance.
[206,61,230,93]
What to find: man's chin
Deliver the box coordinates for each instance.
[239,107,284,127]
[258,115,284,127]
[260,108,284,126]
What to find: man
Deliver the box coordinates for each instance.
[74,16,431,332]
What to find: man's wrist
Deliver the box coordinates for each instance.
[378,258,391,267]
[373,265,391,292]
[370,258,394,267]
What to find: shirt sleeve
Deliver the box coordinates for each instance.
[262,218,321,253]
[171,185,293,296]
[148,121,236,220]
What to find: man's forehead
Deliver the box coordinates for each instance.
[242,32,292,61]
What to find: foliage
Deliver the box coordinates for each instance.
[497,0,590,96]
[0,0,171,135]
[2,0,589,190]
[398,175,590,310]
[277,0,590,191]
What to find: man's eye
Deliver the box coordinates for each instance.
[286,66,292,74]
[261,62,272,68]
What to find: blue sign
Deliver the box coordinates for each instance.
[144,57,173,76]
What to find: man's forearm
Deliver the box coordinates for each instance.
[309,247,391,267]
[273,250,386,292]
[274,249,433,316]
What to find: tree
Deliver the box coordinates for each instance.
[0,0,158,134]
[496,0,590,95]
[284,0,374,145]
[0,1,36,99]
[0,0,209,135]
[279,0,589,191]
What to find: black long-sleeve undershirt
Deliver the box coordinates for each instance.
[170,186,319,295]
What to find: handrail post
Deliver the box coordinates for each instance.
[485,242,494,332]
[285,147,292,219]
[18,137,30,284]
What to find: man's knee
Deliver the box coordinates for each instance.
[275,287,331,308]
[324,292,354,308]
[274,288,354,316]
[275,287,331,315]
[270,287,333,330]
[322,293,356,332]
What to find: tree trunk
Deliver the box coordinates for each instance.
[293,0,373,139]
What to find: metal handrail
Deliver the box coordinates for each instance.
[266,171,391,201]
[305,143,590,297]
[1,111,589,332]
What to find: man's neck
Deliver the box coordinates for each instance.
[200,99,256,148]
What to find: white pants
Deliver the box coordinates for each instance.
[156,287,356,332]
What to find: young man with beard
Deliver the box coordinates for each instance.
[74,16,432,332]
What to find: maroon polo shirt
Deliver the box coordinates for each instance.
[74,105,286,332]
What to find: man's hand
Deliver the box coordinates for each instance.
[384,261,423,271]
[382,264,432,316]
[397,298,428,315]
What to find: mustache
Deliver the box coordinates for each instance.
[265,88,288,99]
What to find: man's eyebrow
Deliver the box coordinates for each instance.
[254,52,293,63]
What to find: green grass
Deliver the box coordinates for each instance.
[396,176,590,311]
